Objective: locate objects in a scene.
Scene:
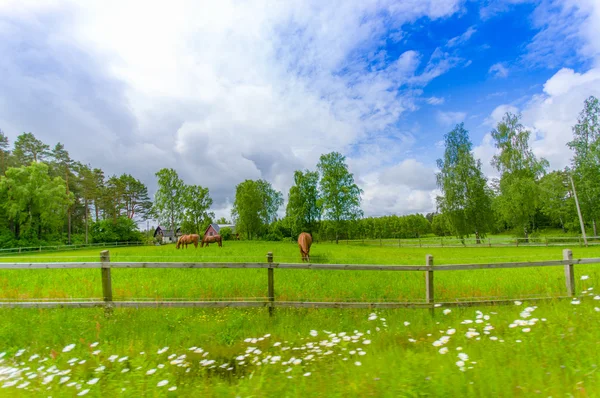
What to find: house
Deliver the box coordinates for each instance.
[154,226,181,244]
[203,223,238,240]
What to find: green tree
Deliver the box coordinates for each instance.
[317,152,363,244]
[567,95,600,236]
[0,162,73,241]
[232,179,283,240]
[285,169,321,236]
[436,123,494,243]
[51,143,77,244]
[491,113,548,240]
[431,213,452,236]
[538,170,573,232]
[0,129,10,175]
[119,174,153,221]
[215,217,230,224]
[13,132,50,165]
[181,184,214,235]
[152,168,185,233]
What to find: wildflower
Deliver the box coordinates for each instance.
[362,340,371,345]
[87,378,99,385]
[594,296,600,300]
[523,328,531,333]
[458,353,469,361]
[90,342,99,348]
[92,350,101,356]
[146,369,157,375]
[456,361,465,367]
[404,322,410,326]
[443,309,451,315]
[121,368,129,373]
[359,351,366,356]
[514,301,522,306]
[303,372,311,376]
[310,330,318,337]
[595,307,600,312]
[77,389,90,396]
[490,336,498,341]
[59,377,70,384]
[293,359,302,365]
[108,355,118,362]
[571,300,581,305]
[95,366,105,372]
[157,380,169,387]
[434,303,442,307]
[408,338,416,343]
[355,361,362,366]
[447,329,456,335]
[368,314,378,321]
[62,344,76,353]
[168,386,177,391]
[581,275,589,280]
[157,347,169,354]
[118,356,128,362]
[439,347,448,354]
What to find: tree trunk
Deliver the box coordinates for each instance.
[85,198,89,244]
[524,227,529,243]
[594,219,597,237]
[475,230,481,244]
[559,216,565,233]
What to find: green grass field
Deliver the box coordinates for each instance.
[1,242,600,396]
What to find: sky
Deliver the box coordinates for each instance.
[1,0,599,221]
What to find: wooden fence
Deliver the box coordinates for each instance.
[0,249,597,311]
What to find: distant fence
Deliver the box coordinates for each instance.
[0,249,596,312]
[344,236,600,248]
[0,241,144,256]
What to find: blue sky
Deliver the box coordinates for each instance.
[0,0,599,219]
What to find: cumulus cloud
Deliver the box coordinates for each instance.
[488,63,509,78]
[0,0,467,219]
[437,111,467,126]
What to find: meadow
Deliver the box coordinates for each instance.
[1,242,600,397]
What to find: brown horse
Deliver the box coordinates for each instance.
[298,232,312,262]
[176,234,200,249]
[201,234,223,247]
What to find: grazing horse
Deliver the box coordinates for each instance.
[298,232,312,262]
[176,234,200,249]
[201,234,223,248]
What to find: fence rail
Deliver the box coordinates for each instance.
[344,236,600,248]
[0,249,596,311]
[0,241,144,256]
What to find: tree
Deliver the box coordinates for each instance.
[181,184,214,235]
[567,95,600,235]
[215,217,230,224]
[285,169,321,236]
[317,152,363,244]
[152,168,185,232]
[13,132,50,165]
[538,170,573,232]
[491,113,548,239]
[120,174,153,221]
[0,162,73,241]
[51,143,76,244]
[76,163,96,244]
[232,179,283,239]
[436,123,494,243]
[0,129,10,175]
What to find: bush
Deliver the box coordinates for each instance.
[220,227,233,241]
[90,217,143,243]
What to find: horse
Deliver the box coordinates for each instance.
[176,234,200,249]
[201,234,222,248]
[298,232,312,262]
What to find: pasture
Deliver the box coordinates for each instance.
[1,242,600,396]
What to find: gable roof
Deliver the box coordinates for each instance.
[203,223,236,236]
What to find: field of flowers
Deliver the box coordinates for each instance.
[1,242,600,396]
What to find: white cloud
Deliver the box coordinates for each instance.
[488,63,509,78]
[485,104,520,127]
[437,111,467,126]
[0,0,465,219]
[447,26,477,47]
[427,96,445,105]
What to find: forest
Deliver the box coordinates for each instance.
[0,95,597,248]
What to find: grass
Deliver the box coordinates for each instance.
[1,242,600,396]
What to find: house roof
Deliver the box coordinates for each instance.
[203,223,236,235]
[154,226,181,238]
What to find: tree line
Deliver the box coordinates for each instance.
[0,95,597,247]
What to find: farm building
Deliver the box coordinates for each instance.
[203,223,238,240]
[153,226,181,244]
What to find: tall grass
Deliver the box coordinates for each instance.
[1,243,600,396]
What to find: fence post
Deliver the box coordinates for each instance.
[267,252,274,316]
[101,250,113,306]
[425,255,434,313]
[563,249,575,297]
